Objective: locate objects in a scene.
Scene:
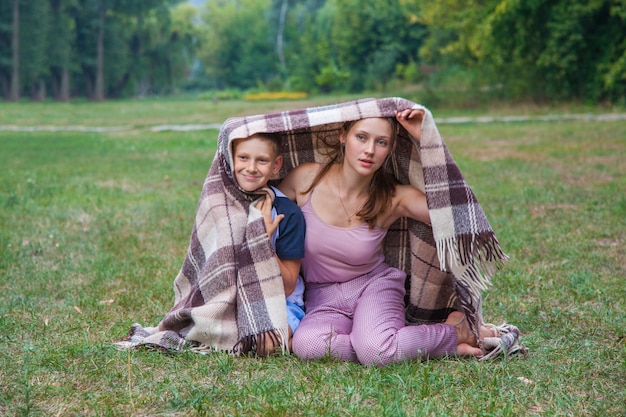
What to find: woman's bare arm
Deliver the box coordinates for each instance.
[277,162,320,204]
[394,184,431,226]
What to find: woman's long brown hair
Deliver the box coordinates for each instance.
[302,117,399,229]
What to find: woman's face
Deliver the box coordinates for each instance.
[340,118,393,176]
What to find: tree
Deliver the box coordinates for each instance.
[274,0,329,91]
[105,0,182,97]
[1,0,195,100]
[0,0,10,98]
[602,1,626,100]
[138,1,195,96]
[1,0,50,101]
[48,0,76,101]
[10,0,19,100]
[275,0,288,73]
[198,0,276,90]
[414,0,626,103]
[71,0,176,99]
[166,2,201,93]
[325,0,425,92]
[71,0,101,99]
[94,0,104,100]
[19,0,50,100]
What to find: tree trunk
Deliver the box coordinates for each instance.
[51,72,59,98]
[51,70,70,101]
[59,67,69,101]
[94,0,105,101]
[50,0,70,101]
[31,79,46,101]
[110,71,130,98]
[10,0,20,101]
[276,0,288,74]
[1,77,8,99]
[83,66,94,98]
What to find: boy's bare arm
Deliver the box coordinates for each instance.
[275,258,300,296]
[256,193,299,296]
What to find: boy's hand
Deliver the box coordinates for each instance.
[395,109,425,142]
[256,193,284,239]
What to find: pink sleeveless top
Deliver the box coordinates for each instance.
[301,191,387,284]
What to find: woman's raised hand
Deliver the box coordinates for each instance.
[394,109,425,142]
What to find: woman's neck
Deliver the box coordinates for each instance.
[335,164,370,197]
[331,164,371,226]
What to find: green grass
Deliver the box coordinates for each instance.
[0,95,365,128]
[0,98,624,416]
[1,92,622,128]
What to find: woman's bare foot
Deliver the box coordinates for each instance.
[480,323,499,339]
[445,311,483,357]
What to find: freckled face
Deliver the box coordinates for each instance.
[341,118,393,175]
[232,137,282,192]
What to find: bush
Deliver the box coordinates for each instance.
[198,89,243,101]
[242,91,309,101]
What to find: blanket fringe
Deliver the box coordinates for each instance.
[232,328,290,356]
[479,323,528,361]
[437,233,508,280]
[114,323,187,353]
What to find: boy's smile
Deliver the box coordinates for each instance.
[232,137,282,192]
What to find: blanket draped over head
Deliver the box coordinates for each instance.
[117,97,525,359]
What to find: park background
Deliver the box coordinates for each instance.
[1,0,625,416]
[1,0,625,105]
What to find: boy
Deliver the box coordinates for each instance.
[231,133,306,355]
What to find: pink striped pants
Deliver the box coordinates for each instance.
[292,264,457,366]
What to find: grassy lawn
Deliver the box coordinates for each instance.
[0,97,624,416]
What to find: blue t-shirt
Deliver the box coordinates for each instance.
[270,187,305,261]
[270,187,306,311]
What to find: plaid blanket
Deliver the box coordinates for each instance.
[117,97,520,357]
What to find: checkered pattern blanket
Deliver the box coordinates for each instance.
[117,97,520,357]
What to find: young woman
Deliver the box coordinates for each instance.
[278,109,494,366]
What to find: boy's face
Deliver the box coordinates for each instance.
[232,137,282,192]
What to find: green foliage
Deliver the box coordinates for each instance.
[18,0,51,98]
[279,1,327,93]
[395,60,421,83]
[168,2,202,92]
[197,88,243,101]
[198,0,277,90]
[0,0,624,102]
[47,0,77,100]
[0,0,195,100]
[325,0,425,92]
[0,0,14,96]
[365,46,400,92]
[416,0,626,103]
[314,63,350,92]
